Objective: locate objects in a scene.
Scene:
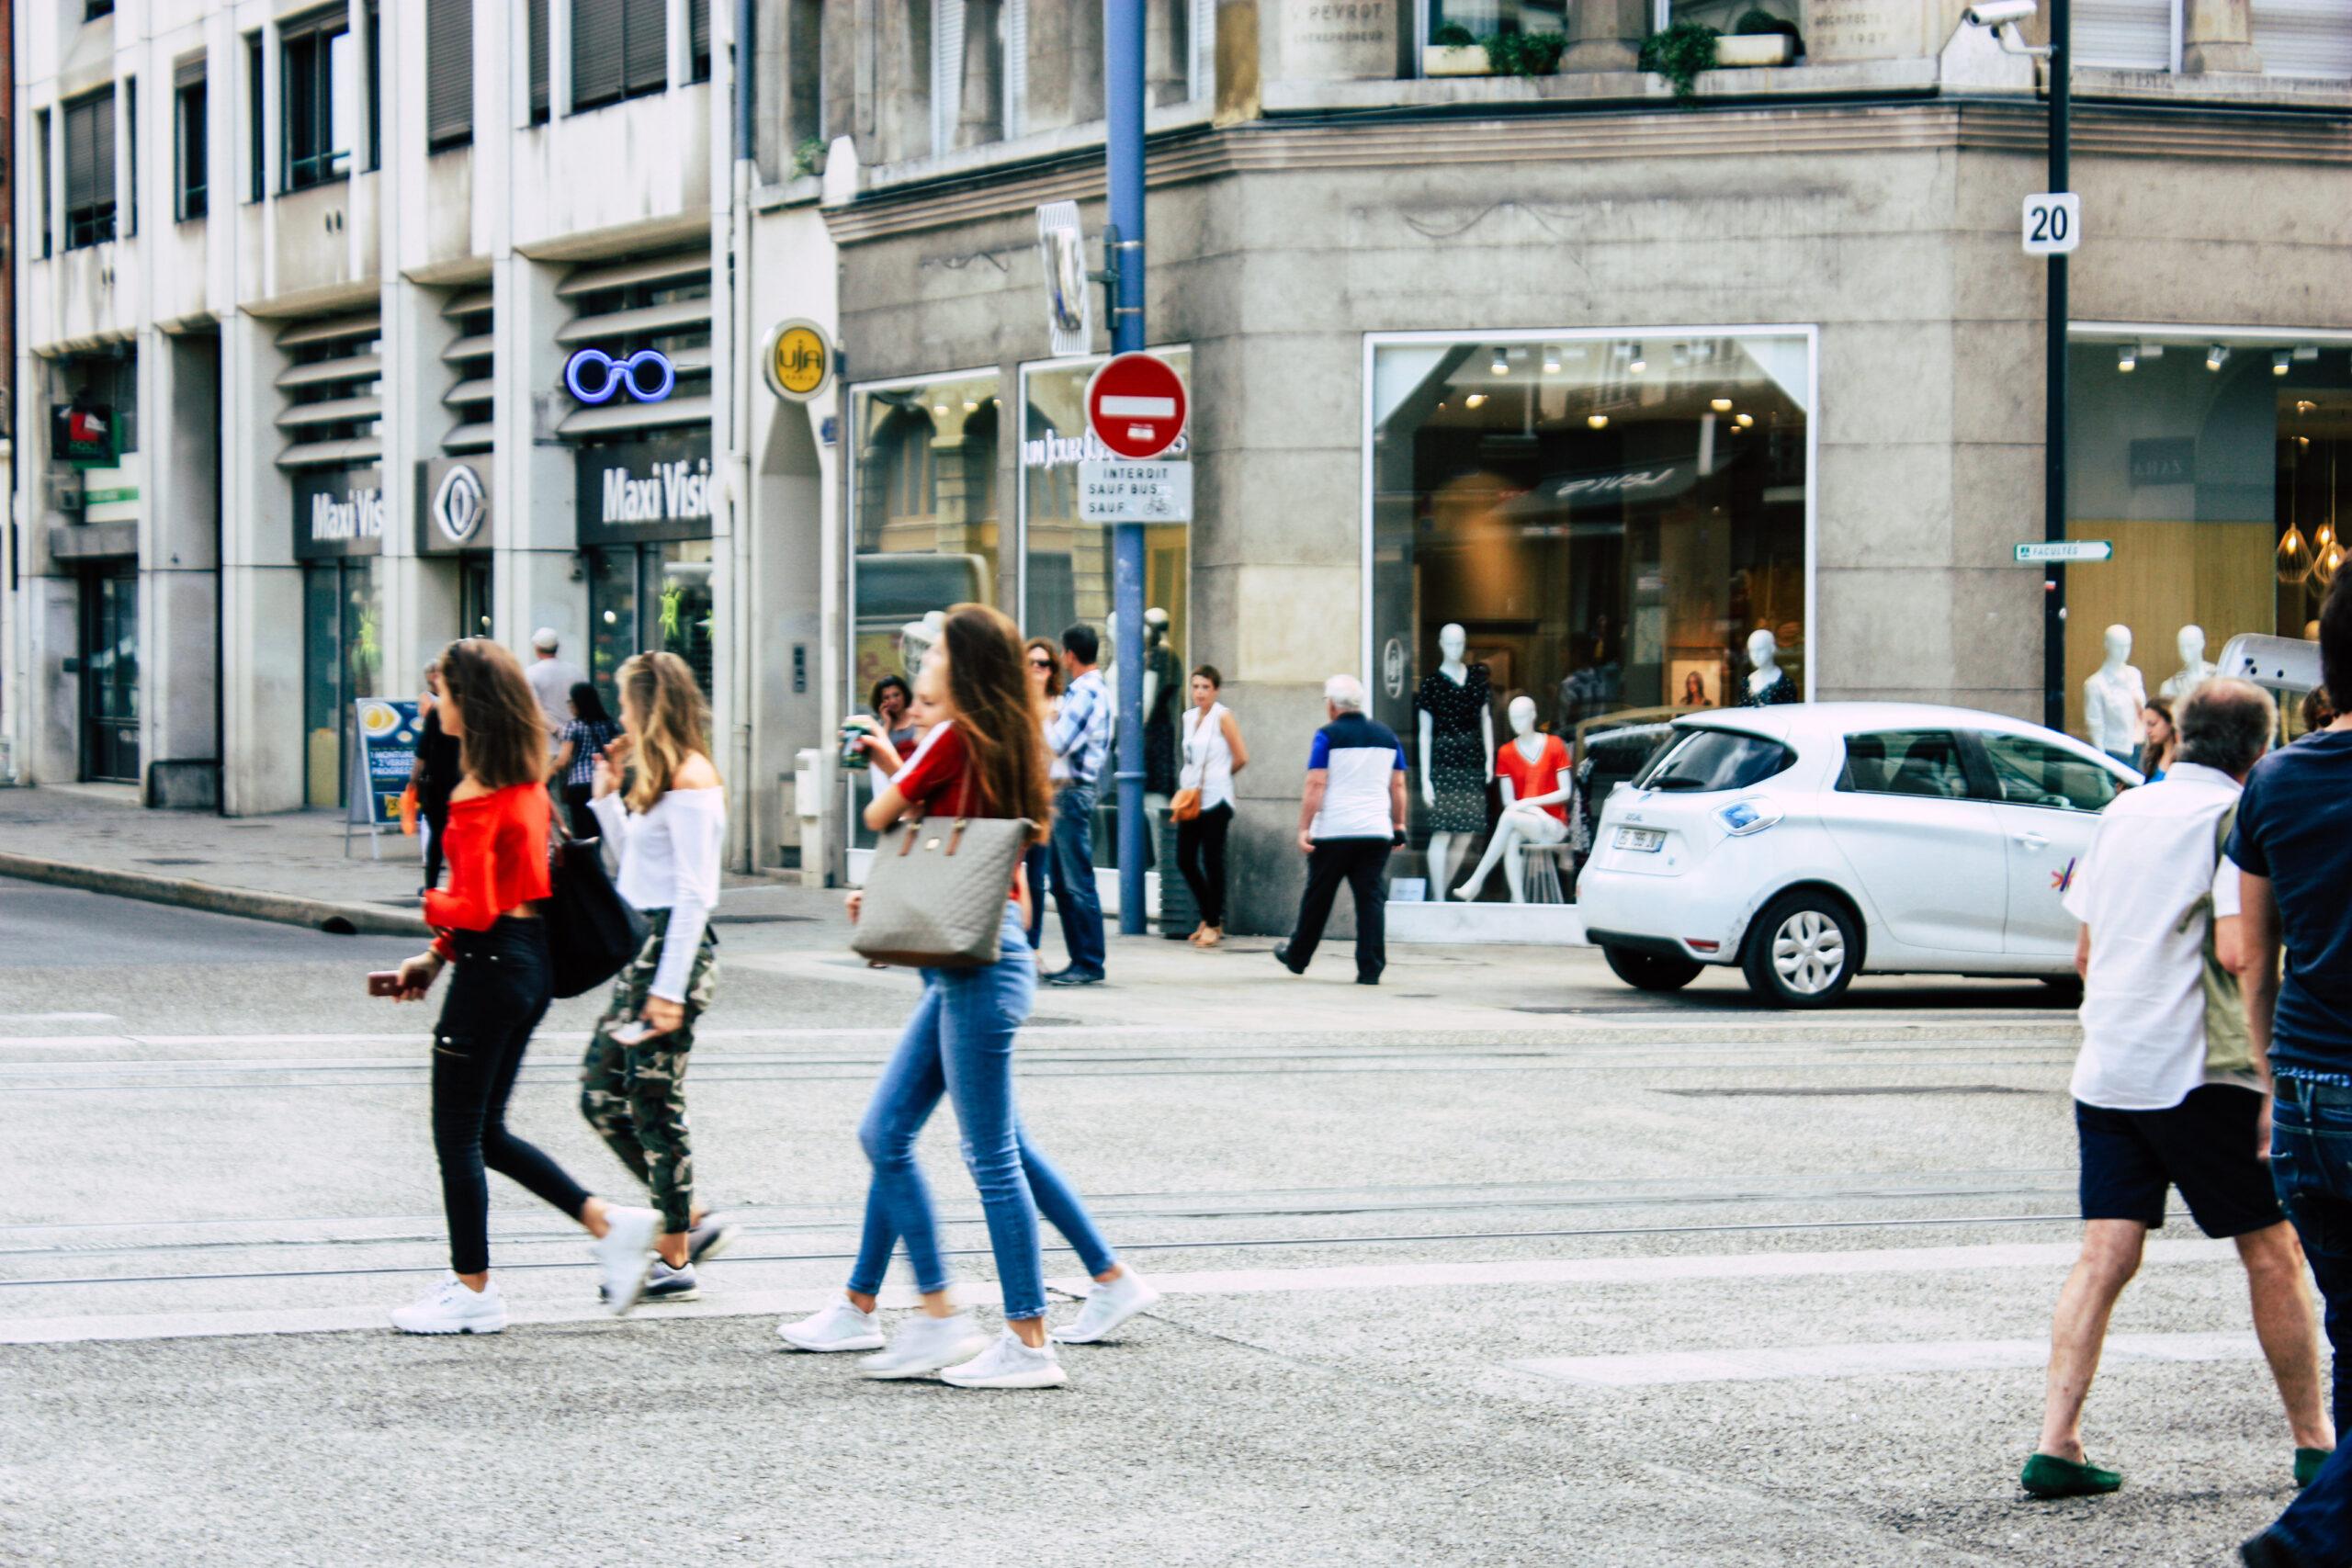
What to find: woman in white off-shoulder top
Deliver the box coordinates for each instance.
[582,651,738,1302]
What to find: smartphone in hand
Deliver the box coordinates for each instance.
[608,1020,659,1046]
[367,971,406,998]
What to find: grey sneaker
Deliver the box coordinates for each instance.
[687,1213,741,1266]
[857,1313,990,1380]
[942,1328,1069,1389]
[778,1297,886,1352]
[1049,1269,1162,1344]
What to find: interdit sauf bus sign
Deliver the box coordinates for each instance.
[575,437,715,547]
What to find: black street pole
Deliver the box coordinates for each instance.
[2044,0,2070,735]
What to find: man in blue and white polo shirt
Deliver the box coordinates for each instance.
[1274,674,1408,986]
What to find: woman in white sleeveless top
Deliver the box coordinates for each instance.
[1176,665,1250,946]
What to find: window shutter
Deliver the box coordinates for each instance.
[175,55,207,89]
[932,0,966,155]
[64,99,96,212]
[2255,0,2352,76]
[2074,0,2171,70]
[623,0,669,95]
[528,0,551,118]
[573,0,625,107]
[1003,0,1027,137]
[690,0,711,77]
[1191,0,1213,98]
[425,0,474,147]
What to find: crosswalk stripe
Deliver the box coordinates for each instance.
[1514,1333,2262,1387]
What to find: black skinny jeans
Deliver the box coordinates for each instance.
[1175,802,1233,928]
[560,782,600,844]
[432,916,590,1275]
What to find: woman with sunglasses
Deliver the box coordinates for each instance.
[1020,637,1064,955]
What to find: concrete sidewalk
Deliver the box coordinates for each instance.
[0,784,825,936]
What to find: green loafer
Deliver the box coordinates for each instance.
[2296,1448,2333,1488]
[2022,1452,2123,1498]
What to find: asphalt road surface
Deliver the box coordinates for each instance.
[0,882,2303,1566]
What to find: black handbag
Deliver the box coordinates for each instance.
[542,829,647,999]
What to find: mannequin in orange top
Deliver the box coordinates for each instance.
[1452,694,1573,905]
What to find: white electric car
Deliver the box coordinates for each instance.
[1576,703,2142,1008]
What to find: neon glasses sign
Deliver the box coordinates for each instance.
[563,346,676,405]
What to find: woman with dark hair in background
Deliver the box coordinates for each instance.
[1176,665,1248,948]
[552,682,621,841]
[376,639,662,1334]
[2140,696,2177,782]
[1020,637,1065,954]
[779,604,1158,1387]
[413,661,464,892]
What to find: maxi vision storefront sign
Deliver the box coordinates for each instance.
[574,436,715,547]
[292,467,388,558]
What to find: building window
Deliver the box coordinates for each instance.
[1366,330,1814,842]
[246,33,265,202]
[2065,330,2352,744]
[36,110,52,257]
[86,0,115,17]
[690,0,712,83]
[175,68,207,219]
[62,88,118,249]
[365,3,383,170]
[426,0,473,150]
[572,0,670,110]
[528,0,552,123]
[282,7,356,190]
[123,82,137,236]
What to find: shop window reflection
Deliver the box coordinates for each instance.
[2065,335,2352,741]
[1369,333,1810,852]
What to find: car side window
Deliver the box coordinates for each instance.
[1837,730,1972,800]
[1974,732,2119,814]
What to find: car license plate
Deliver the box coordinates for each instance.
[1614,827,1664,852]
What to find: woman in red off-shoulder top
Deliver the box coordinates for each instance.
[376,639,662,1335]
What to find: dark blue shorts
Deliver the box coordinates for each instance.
[2075,1084,2284,1239]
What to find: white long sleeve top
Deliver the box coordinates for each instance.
[588,785,725,1004]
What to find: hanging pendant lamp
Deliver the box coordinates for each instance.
[2315,446,2344,589]
[2279,439,2315,584]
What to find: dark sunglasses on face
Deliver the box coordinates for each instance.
[1028,657,1053,669]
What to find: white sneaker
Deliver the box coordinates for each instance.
[592,1205,662,1316]
[1049,1269,1163,1344]
[942,1328,1069,1389]
[857,1313,991,1380]
[778,1297,886,1352]
[390,1276,507,1336]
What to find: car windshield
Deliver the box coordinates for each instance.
[1634,728,1794,794]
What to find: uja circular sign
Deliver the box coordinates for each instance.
[763,319,832,402]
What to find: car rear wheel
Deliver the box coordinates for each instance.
[1601,944,1704,993]
[1742,893,1860,1009]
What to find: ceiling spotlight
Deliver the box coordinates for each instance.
[964,400,979,410]
[1710,398,1733,412]
[1587,414,1609,429]
[2206,344,2229,371]
[933,404,949,415]
[1491,352,1510,376]
[2274,352,2292,376]
[1464,393,1487,409]
[1629,349,1648,373]
[2299,400,2318,414]
[2117,346,2136,373]
[1542,348,1561,374]
[1735,412,1755,428]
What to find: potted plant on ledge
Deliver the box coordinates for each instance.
[1716,7,1803,67]
[1425,22,1492,75]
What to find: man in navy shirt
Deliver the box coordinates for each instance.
[2241,573,2352,1568]
[1275,674,1408,986]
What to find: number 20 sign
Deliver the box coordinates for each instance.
[2023,192,2082,256]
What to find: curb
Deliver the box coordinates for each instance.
[0,852,431,937]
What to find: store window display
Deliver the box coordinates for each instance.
[1416,623,1495,899]
[1739,626,1800,706]
[1452,695,1571,905]
[2065,332,2352,743]
[1368,330,1811,871]
[2083,624,2148,769]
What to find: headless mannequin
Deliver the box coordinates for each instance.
[2083,625,2146,761]
[2159,624,2217,701]
[1452,696,1571,904]
[1419,623,1494,900]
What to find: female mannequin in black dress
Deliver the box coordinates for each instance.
[1414,623,1494,899]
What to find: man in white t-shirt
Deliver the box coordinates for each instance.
[2023,679,2335,1500]
[526,628,588,741]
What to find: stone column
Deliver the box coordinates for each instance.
[1561,0,1646,73]
[2183,0,2262,73]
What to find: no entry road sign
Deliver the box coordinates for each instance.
[1085,352,1188,460]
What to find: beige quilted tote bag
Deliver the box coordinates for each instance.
[851,809,1035,968]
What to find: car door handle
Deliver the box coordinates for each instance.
[2013,831,2051,850]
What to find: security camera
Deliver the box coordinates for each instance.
[1964,1,2038,24]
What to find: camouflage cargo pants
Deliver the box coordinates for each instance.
[579,909,718,1235]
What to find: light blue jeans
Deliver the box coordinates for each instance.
[847,906,1119,1322]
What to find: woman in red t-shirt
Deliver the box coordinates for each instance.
[376,638,662,1334]
[778,604,1159,1387]
[1453,694,1575,904]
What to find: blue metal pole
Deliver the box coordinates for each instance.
[1106,0,1148,935]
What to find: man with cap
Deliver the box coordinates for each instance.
[526,629,588,741]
